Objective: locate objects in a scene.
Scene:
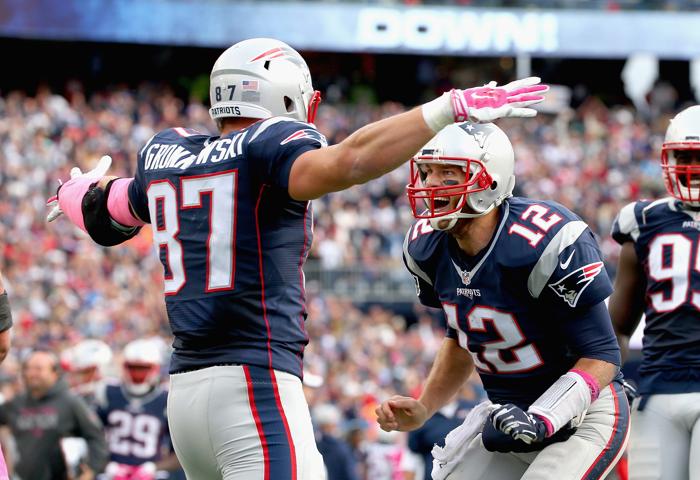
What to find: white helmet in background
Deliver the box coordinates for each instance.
[122,339,162,396]
[63,339,113,395]
[662,105,700,206]
[407,122,515,231]
[209,37,321,125]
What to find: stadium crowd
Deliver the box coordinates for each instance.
[0,78,681,478]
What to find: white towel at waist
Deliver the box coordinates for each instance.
[431,400,498,480]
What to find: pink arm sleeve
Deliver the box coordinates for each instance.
[107,178,146,227]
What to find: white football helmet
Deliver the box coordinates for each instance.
[662,105,700,206]
[407,122,515,230]
[63,339,113,395]
[209,38,321,125]
[122,339,162,396]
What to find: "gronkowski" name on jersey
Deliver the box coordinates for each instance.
[144,132,247,171]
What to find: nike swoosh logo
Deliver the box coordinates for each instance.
[560,250,575,270]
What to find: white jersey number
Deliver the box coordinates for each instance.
[443,304,543,373]
[508,204,563,247]
[147,170,238,295]
[107,410,161,459]
[648,233,700,312]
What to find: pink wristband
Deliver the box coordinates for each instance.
[535,414,555,437]
[107,178,145,227]
[570,369,600,402]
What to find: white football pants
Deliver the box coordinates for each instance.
[628,392,700,480]
[445,382,630,480]
[167,365,326,480]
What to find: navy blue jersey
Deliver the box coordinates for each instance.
[96,383,169,466]
[404,197,618,407]
[611,198,700,394]
[127,119,326,376]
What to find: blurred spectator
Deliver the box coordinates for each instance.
[315,404,359,480]
[0,350,109,479]
[344,418,369,480]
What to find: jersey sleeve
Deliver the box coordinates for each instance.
[560,301,621,366]
[610,201,641,245]
[127,133,157,223]
[403,230,442,309]
[528,220,613,310]
[246,118,327,190]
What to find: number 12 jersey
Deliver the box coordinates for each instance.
[404,197,619,407]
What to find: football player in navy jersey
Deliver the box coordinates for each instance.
[46,37,548,479]
[376,122,629,479]
[97,340,180,480]
[609,105,700,480]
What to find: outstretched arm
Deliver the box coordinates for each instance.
[289,78,548,200]
[0,271,11,364]
[46,156,145,246]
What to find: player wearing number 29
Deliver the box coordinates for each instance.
[96,340,179,479]
[46,37,548,479]
[376,122,629,479]
[609,105,700,480]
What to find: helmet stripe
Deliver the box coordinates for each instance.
[250,47,284,62]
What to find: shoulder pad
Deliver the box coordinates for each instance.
[403,219,441,287]
[526,219,589,298]
[249,117,326,146]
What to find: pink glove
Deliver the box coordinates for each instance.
[421,77,549,131]
[105,461,133,480]
[451,77,549,123]
[105,461,156,480]
[131,462,157,480]
[46,155,113,228]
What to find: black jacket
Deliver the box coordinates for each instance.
[0,378,109,480]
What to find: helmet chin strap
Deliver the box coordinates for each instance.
[428,204,496,231]
[680,200,700,211]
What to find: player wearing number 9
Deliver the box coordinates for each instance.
[377,122,629,480]
[44,37,548,480]
[610,105,700,480]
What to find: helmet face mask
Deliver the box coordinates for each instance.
[209,38,322,125]
[122,340,162,396]
[408,156,492,221]
[662,106,700,206]
[406,123,515,230]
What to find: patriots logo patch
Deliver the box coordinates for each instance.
[548,262,604,307]
[280,129,328,147]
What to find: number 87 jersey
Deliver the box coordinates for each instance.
[611,198,700,395]
[404,197,618,408]
[126,119,327,376]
